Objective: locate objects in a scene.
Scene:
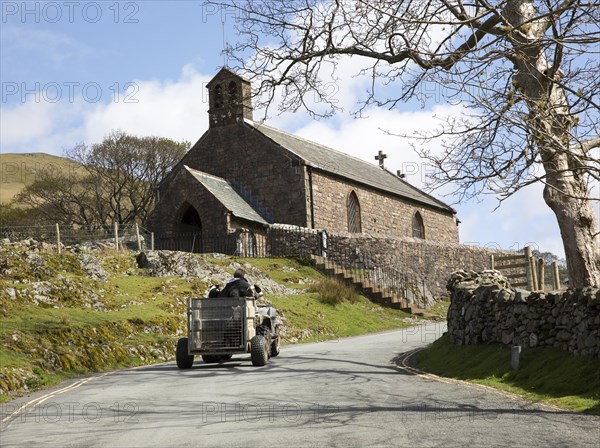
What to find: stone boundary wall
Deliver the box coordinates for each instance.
[324,232,520,297]
[267,227,523,297]
[267,225,320,257]
[446,271,600,358]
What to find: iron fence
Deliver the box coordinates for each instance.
[153,227,321,258]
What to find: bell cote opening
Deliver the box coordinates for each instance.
[206,67,253,128]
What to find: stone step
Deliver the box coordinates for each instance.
[371,295,393,306]
[311,255,429,316]
[400,306,423,315]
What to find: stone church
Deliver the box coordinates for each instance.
[148,68,459,251]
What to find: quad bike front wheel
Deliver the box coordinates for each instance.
[250,335,269,366]
[271,327,281,357]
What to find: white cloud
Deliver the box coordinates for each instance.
[1,100,58,147]
[293,103,468,192]
[80,66,212,144]
[0,66,213,154]
[458,184,565,257]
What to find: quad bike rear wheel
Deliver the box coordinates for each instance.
[176,338,194,369]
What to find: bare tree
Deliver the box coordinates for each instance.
[16,131,189,228]
[216,0,600,287]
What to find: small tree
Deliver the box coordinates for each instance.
[0,203,40,227]
[16,131,189,227]
[217,0,600,287]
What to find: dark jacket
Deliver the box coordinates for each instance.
[219,277,253,297]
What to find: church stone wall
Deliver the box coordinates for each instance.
[176,124,308,227]
[309,170,458,243]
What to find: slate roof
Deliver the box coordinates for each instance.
[184,166,268,225]
[245,120,455,213]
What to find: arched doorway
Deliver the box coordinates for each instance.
[178,204,203,252]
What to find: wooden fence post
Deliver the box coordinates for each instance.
[135,223,142,251]
[151,232,154,250]
[529,256,539,291]
[537,258,545,292]
[191,234,196,253]
[490,254,495,270]
[552,262,560,290]
[524,246,534,290]
[114,222,119,251]
[55,223,61,255]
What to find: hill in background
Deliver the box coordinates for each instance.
[0,153,79,203]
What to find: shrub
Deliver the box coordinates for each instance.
[295,255,315,266]
[308,278,358,306]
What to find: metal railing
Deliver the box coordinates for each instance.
[314,245,425,305]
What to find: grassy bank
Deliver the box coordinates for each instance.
[417,334,600,415]
[0,247,418,402]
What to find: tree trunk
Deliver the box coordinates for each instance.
[505,0,600,287]
[544,170,600,288]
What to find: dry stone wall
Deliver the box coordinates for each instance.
[260,227,526,298]
[323,232,519,297]
[446,270,600,358]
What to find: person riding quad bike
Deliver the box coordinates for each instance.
[218,268,255,297]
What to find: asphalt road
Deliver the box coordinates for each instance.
[1,323,598,448]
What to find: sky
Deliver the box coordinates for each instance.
[2,0,596,258]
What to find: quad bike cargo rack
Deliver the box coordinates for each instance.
[176,295,281,368]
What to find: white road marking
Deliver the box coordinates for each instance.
[395,348,570,412]
[1,373,109,427]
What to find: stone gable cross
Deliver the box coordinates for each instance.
[374,150,387,169]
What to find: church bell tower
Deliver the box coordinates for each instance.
[206,68,254,128]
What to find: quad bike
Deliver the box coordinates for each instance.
[176,288,281,368]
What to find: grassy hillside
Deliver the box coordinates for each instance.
[0,243,420,402]
[417,334,600,415]
[0,153,78,203]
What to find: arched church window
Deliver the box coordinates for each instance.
[214,84,223,108]
[412,211,425,239]
[228,81,238,105]
[347,191,362,233]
